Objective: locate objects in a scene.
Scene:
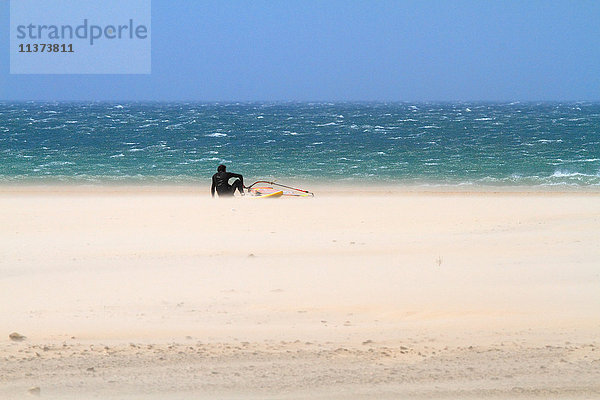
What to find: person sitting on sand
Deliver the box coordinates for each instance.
[211,164,245,197]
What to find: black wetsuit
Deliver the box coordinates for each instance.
[211,171,244,197]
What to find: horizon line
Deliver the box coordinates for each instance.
[1,99,599,104]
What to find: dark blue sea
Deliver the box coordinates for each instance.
[1,102,599,186]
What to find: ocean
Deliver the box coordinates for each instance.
[0,102,599,186]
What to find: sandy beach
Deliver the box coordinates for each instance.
[1,185,599,399]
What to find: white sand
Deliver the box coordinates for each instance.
[1,185,599,399]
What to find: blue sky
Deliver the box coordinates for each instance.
[1,0,599,101]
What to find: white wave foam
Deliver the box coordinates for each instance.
[166,123,184,130]
[551,169,599,178]
[206,132,227,137]
[41,161,74,166]
[40,124,67,130]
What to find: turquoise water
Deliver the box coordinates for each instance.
[0,102,599,186]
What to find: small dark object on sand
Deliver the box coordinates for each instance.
[9,332,26,341]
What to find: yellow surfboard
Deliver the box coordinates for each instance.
[256,190,283,198]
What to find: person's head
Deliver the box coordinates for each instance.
[217,164,226,172]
